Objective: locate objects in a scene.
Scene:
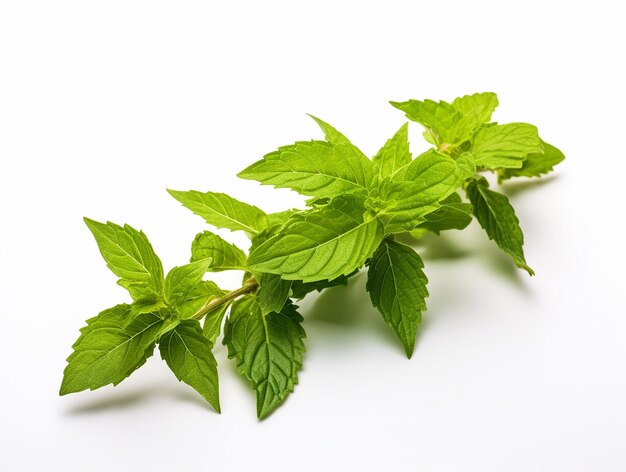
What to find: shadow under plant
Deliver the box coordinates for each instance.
[60,92,565,420]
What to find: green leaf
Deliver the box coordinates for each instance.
[168,189,269,235]
[466,178,534,275]
[390,99,461,147]
[499,139,565,180]
[373,123,412,178]
[176,280,224,320]
[256,272,293,315]
[377,151,462,232]
[451,92,499,128]
[83,218,164,301]
[290,270,356,299]
[160,320,220,412]
[418,193,473,234]
[457,152,477,179]
[391,93,499,149]
[267,209,298,227]
[248,195,383,282]
[164,259,212,308]
[202,302,230,346]
[223,297,306,419]
[237,140,376,199]
[366,240,429,358]
[190,231,247,271]
[307,114,352,144]
[60,307,166,395]
[471,123,542,169]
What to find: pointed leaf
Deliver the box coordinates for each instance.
[290,270,356,299]
[307,114,352,144]
[160,320,220,412]
[223,297,306,419]
[499,139,565,179]
[191,231,247,271]
[366,240,429,358]
[451,92,499,127]
[60,308,166,395]
[83,218,164,301]
[373,123,412,178]
[168,189,269,235]
[466,178,534,275]
[418,193,473,234]
[176,280,224,320]
[238,140,376,199]
[164,259,212,308]
[202,302,230,346]
[248,195,383,282]
[471,123,542,169]
[256,273,293,315]
[378,151,462,232]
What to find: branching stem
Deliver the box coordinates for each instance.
[191,278,258,321]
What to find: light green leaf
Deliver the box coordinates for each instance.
[267,209,298,227]
[190,231,247,271]
[373,123,412,178]
[451,92,499,127]
[307,114,352,144]
[390,99,461,146]
[366,240,428,358]
[60,307,166,395]
[83,218,164,301]
[247,195,383,282]
[418,192,473,234]
[391,93,499,149]
[160,320,220,412]
[466,178,534,275]
[237,140,376,199]
[471,123,542,169]
[177,280,224,320]
[223,297,306,419]
[164,259,212,308]
[499,139,565,180]
[457,152,477,179]
[168,189,269,235]
[377,151,462,232]
[256,272,293,315]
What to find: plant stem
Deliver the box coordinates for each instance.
[191,278,258,321]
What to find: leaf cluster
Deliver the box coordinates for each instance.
[61,92,564,419]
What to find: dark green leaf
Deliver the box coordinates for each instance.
[223,297,306,419]
[256,272,293,315]
[160,320,220,412]
[466,178,534,275]
[366,240,429,358]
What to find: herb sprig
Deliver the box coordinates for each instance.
[60,92,564,419]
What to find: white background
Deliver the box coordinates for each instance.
[1,1,624,471]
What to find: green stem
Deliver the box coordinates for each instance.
[191,278,258,321]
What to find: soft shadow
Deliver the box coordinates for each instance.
[418,232,472,261]
[304,272,401,352]
[64,382,212,416]
[499,175,558,197]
